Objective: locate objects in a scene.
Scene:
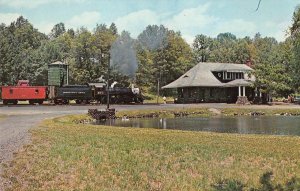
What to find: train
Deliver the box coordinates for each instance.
[0,61,144,105]
[0,80,143,105]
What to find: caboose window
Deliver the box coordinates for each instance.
[9,89,13,94]
[35,89,39,94]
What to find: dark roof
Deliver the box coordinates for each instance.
[162,62,254,89]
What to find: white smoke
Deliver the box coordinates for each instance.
[110,31,137,78]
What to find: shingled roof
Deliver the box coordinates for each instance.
[162,62,254,89]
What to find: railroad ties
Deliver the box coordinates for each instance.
[88,108,116,121]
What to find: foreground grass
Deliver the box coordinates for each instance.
[3,115,300,190]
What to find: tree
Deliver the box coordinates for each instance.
[136,46,154,87]
[193,34,212,62]
[252,37,292,97]
[109,23,118,35]
[154,31,194,88]
[71,27,96,83]
[290,6,300,91]
[50,22,66,38]
[67,28,75,38]
[0,16,47,85]
[137,25,168,51]
[92,23,118,81]
[233,39,256,64]
[217,32,237,42]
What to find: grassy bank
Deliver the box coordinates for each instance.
[116,107,212,118]
[3,115,300,190]
[221,108,300,116]
[111,107,300,120]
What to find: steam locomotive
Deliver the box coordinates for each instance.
[0,61,143,105]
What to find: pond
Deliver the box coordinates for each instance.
[97,116,300,136]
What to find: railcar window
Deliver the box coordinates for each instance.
[35,89,39,94]
[9,89,13,94]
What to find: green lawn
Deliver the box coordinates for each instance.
[3,115,300,190]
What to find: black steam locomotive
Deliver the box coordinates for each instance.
[47,61,143,105]
[53,83,143,104]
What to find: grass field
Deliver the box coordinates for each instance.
[2,115,300,190]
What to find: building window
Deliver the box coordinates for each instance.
[189,89,192,98]
[210,88,213,97]
[227,72,231,79]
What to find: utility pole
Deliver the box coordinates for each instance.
[157,78,160,104]
[156,70,161,104]
[107,53,110,109]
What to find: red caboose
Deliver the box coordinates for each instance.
[1,80,47,105]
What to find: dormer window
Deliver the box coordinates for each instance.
[223,72,244,80]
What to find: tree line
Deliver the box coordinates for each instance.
[1,7,300,97]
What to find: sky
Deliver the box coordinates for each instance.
[0,0,298,44]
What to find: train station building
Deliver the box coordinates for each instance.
[162,62,257,104]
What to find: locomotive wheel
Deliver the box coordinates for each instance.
[38,100,43,105]
[3,100,8,105]
[54,99,60,105]
[63,100,69,105]
[29,100,35,105]
[75,100,82,104]
[101,97,106,104]
[13,100,18,105]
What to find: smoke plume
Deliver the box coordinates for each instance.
[110,31,137,78]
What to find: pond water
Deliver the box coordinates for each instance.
[97,116,300,136]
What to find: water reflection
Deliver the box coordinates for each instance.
[96,116,300,136]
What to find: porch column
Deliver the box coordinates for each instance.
[238,86,241,96]
[243,86,246,97]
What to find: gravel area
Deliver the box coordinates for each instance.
[0,106,91,190]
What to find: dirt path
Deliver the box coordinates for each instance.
[0,108,91,190]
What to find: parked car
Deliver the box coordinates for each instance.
[294,95,300,104]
